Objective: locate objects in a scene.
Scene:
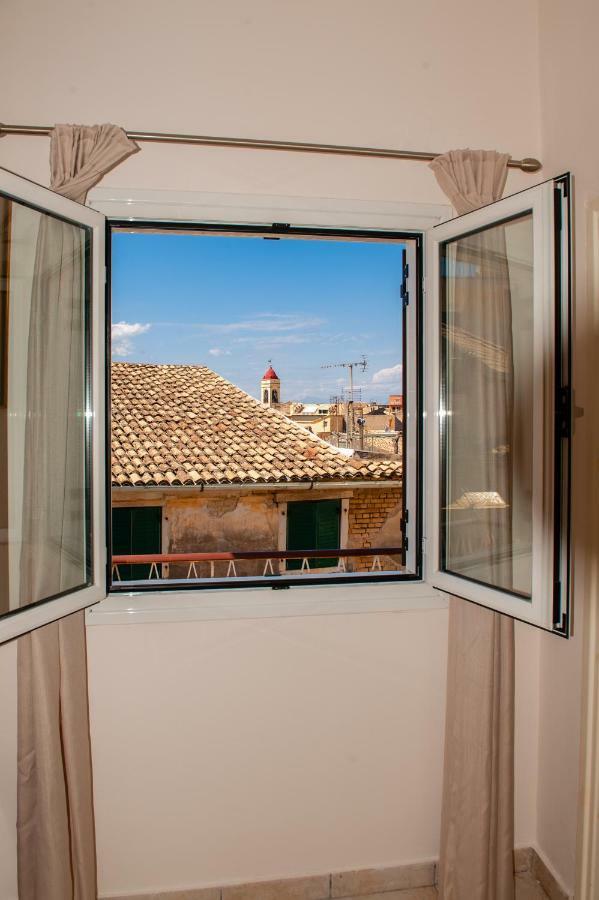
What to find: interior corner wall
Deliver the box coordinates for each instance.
[0,639,18,900]
[535,1,599,895]
[0,0,549,896]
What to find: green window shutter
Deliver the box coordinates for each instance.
[286,499,340,570]
[112,506,162,581]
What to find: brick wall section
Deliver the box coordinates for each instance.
[348,487,403,572]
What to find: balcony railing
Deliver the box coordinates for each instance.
[112,546,403,583]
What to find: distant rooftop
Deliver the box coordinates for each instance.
[112,363,402,487]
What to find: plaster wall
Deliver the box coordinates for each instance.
[0,1,550,896]
[534,1,599,893]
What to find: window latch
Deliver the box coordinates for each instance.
[557,386,572,438]
[400,261,410,306]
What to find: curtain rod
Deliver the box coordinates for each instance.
[0,123,542,173]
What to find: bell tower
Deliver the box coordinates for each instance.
[261,361,281,407]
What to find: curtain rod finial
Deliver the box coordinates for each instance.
[519,157,542,173]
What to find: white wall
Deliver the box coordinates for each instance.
[88,612,446,894]
[0,0,541,202]
[0,0,564,896]
[86,614,541,896]
[535,1,599,894]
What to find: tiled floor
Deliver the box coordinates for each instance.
[514,872,550,899]
[340,872,549,900]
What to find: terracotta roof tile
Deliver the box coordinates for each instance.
[111,363,402,487]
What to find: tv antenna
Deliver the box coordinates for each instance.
[321,356,367,441]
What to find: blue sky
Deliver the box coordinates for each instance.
[111,232,404,402]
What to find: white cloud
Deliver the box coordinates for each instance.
[214,314,325,334]
[112,321,151,357]
[234,334,310,347]
[372,363,403,386]
[156,313,325,334]
[208,347,231,357]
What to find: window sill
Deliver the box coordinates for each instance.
[86,581,448,626]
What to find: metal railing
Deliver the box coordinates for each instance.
[112,546,403,583]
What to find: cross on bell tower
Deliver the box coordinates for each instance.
[260,361,281,407]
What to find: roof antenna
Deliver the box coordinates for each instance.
[321,356,367,442]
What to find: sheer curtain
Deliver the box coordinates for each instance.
[430,149,516,900]
[17,124,137,900]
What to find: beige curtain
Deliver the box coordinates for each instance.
[430,149,515,900]
[17,125,138,900]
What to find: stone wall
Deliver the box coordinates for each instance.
[347,488,403,572]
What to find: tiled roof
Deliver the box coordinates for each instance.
[111,363,402,487]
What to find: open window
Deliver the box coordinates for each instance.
[425,175,571,635]
[0,163,571,641]
[0,168,106,643]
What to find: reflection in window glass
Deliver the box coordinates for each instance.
[0,193,91,616]
[440,213,533,597]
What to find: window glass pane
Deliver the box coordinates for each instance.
[440,213,533,597]
[0,192,91,616]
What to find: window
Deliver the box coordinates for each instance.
[0,167,105,643]
[286,499,341,570]
[426,175,571,634]
[112,506,162,581]
[108,224,421,591]
[0,167,571,642]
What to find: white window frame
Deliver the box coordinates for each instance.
[86,187,450,626]
[0,176,570,636]
[424,176,571,635]
[0,167,106,643]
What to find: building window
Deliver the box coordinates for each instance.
[112,506,162,581]
[286,499,341,570]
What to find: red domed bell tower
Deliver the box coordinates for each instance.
[260,362,281,407]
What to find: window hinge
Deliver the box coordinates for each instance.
[553,586,568,634]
